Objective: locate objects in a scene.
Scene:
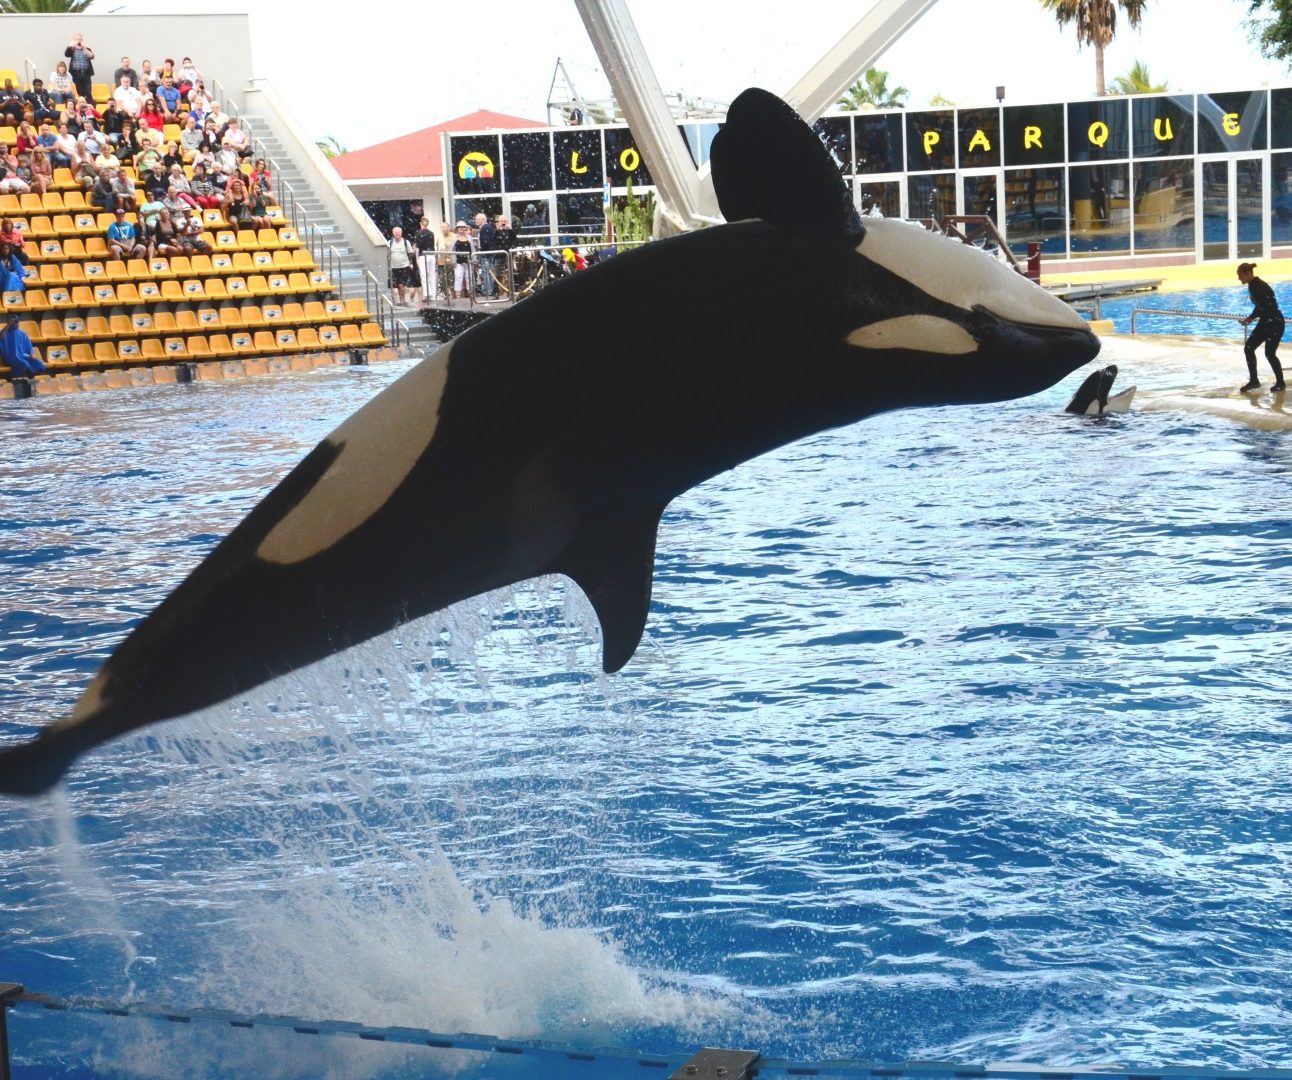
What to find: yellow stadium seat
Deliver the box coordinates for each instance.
[297,327,322,351]
[170,256,192,278]
[91,83,111,104]
[126,258,150,280]
[47,287,73,309]
[290,248,315,270]
[207,333,233,357]
[225,276,247,295]
[274,328,298,350]
[153,311,178,335]
[203,209,226,229]
[38,239,64,260]
[231,251,255,274]
[338,322,362,346]
[114,282,139,304]
[196,307,221,329]
[70,286,95,308]
[317,324,341,348]
[19,194,42,214]
[117,340,143,363]
[264,205,286,224]
[17,289,45,312]
[246,274,270,297]
[261,303,284,323]
[210,252,233,273]
[91,283,115,305]
[301,300,325,324]
[271,249,295,270]
[235,230,258,251]
[51,214,76,236]
[361,323,387,346]
[83,261,106,279]
[215,231,237,249]
[240,305,265,330]
[307,270,332,291]
[0,194,20,214]
[162,337,188,358]
[104,260,129,283]
[61,263,86,285]
[40,192,66,213]
[86,316,111,339]
[252,250,274,269]
[256,228,281,250]
[93,340,119,366]
[53,168,75,190]
[175,310,201,333]
[43,343,70,366]
[63,316,89,341]
[288,272,311,293]
[230,331,255,354]
[218,307,243,329]
[253,330,278,354]
[109,314,133,338]
[28,216,55,239]
[162,124,182,144]
[74,212,98,233]
[282,302,305,325]
[70,343,95,367]
[343,298,371,320]
[39,318,64,341]
[62,237,88,260]
[322,299,345,321]
[268,274,291,294]
[203,277,228,300]
[277,228,300,248]
[62,190,87,211]
[38,263,63,286]
[186,335,212,359]
[17,319,41,343]
[137,281,161,302]
[149,257,172,278]
[181,279,205,298]
[130,311,155,334]
[140,338,165,362]
[190,254,214,276]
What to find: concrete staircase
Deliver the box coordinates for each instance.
[237,116,440,359]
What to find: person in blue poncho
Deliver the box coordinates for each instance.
[0,313,45,377]
[0,241,25,294]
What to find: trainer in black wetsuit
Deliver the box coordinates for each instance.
[1237,261,1286,393]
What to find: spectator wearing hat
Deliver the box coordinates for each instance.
[452,221,474,300]
[1,312,45,377]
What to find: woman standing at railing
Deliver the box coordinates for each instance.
[451,221,473,301]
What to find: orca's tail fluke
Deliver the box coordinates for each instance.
[0,723,84,797]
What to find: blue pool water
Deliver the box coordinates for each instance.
[1,357,1292,1078]
[1093,278,1292,336]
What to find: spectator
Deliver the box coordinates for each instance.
[415,217,436,303]
[222,175,261,230]
[189,162,221,209]
[249,157,274,203]
[64,32,96,101]
[436,221,455,300]
[111,168,137,212]
[28,149,53,197]
[213,144,239,176]
[112,75,144,118]
[161,142,183,173]
[0,219,28,265]
[0,147,30,195]
[106,207,145,260]
[142,161,169,199]
[178,58,201,95]
[247,181,272,230]
[164,184,195,223]
[22,81,59,125]
[0,313,45,376]
[76,119,105,159]
[180,116,203,160]
[134,139,162,174]
[113,56,138,89]
[52,123,77,168]
[452,221,473,299]
[387,225,416,306]
[0,242,25,292]
[151,208,184,257]
[90,168,118,213]
[137,192,166,246]
[156,76,182,122]
[14,122,38,156]
[158,58,177,85]
[114,120,138,165]
[137,60,156,92]
[99,99,127,141]
[0,81,24,125]
[16,155,43,198]
[221,117,251,158]
[178,214,212,255]
[93,143,120,174]
[47,61,75,105]
[168,165,196,200]
[138,98,165,134]
[477,212,498,297]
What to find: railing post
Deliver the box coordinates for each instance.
[0,982,23,1080]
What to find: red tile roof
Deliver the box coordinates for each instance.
[329,109,547,181]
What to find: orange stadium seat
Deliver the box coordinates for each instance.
[338,322,362,347]
[137,281,161,302]
[117,340,143,363]
[281,302,305,325]
[196,307,221,329]
[361,323,387,346]
[93,340,120,366]
[207,333,233,358]
[253,330,278,354]
[203,277,229,300]
[240,305,265,330]
[92,283,115,305]
[175,310,201,334]
[297,327,321,351]
[69,343,95,368]
[186,335,212,359]
[230,331,254,355]
[274,328,297,351]
[38,239,64,261]
[231,251,255,274]
[63,316,89,341]
[140,338,165,362]
[153,311,178,335]
[343,297,370,320]
[162,337,188,359]
[108,314,134,338]
[86,316,111,339]
[316,324,341,349]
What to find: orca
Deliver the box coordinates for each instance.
[0,88,1100,795]
[1064,363,1136,416]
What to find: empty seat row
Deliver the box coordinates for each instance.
[16,323,389,371]
[17,300,373,342]
[4,272,339,311]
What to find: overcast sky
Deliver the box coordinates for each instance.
[106,0,1292,151]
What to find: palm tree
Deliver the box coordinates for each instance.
[1040,0,1149,96]
[316,135,349,160]
[1107,59,1167,94]
[0,0,94,10]
[837,68,909,111]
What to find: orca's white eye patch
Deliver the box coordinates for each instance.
[856,218,1088,332]
[845,315,976,355]
[257,347,451,565]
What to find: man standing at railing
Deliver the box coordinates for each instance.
[477,212,498,298]
[387,225,416,307]
[1237,262,1286,394]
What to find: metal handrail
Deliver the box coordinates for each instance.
[362,267,411,349]
[429,239,647,308]
[1130,307,1247,334]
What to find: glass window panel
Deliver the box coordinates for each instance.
[1132,160,1195,253]
[957,107,1000,169]
[857,180,900,217]
[553,129,604,189]
[556,192,604,238]
[813,116,853,175]
[502,132,552,193]
[1004,166,1067,255]
[1069,163,1130,257]
[1201,160,1229,260]
[1237,157,1264,258]
[962,175,999,226]
[1132,95,1194,157]
[1197,90,1267,153]
[1003,103,1065,166]
[1273,90,1292,150]
[605,127,652,186]
[678,122,721,167]
[449,134,501,195]
[854,114,903,174]
[1067,98,1129,162]
[906,110,955,172]
[1274,152,1292,246]
[453,196,501,226]
[907,172,955,219]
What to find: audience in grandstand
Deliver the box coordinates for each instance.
[106,207,146,260]
[1,313,45,377]
[113,75,144,118]
[137,59,156,91]
[178,57,201,92]
[111,168,138,212]
[47,61,74,104]
[138,97,165,134]
[221,116,250,158]
[0,146,29,195]
[63,33,96,100]
[24,81,60,125]
[189,163,221,209]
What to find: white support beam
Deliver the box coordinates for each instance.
[783,0,942,122]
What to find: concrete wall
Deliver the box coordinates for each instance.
[2,13,253,98]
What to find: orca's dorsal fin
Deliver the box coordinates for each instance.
[710,87,863,240]
[560,504,666,673]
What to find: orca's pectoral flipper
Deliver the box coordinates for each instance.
[559,504,665,673]
[709,87,862,240]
